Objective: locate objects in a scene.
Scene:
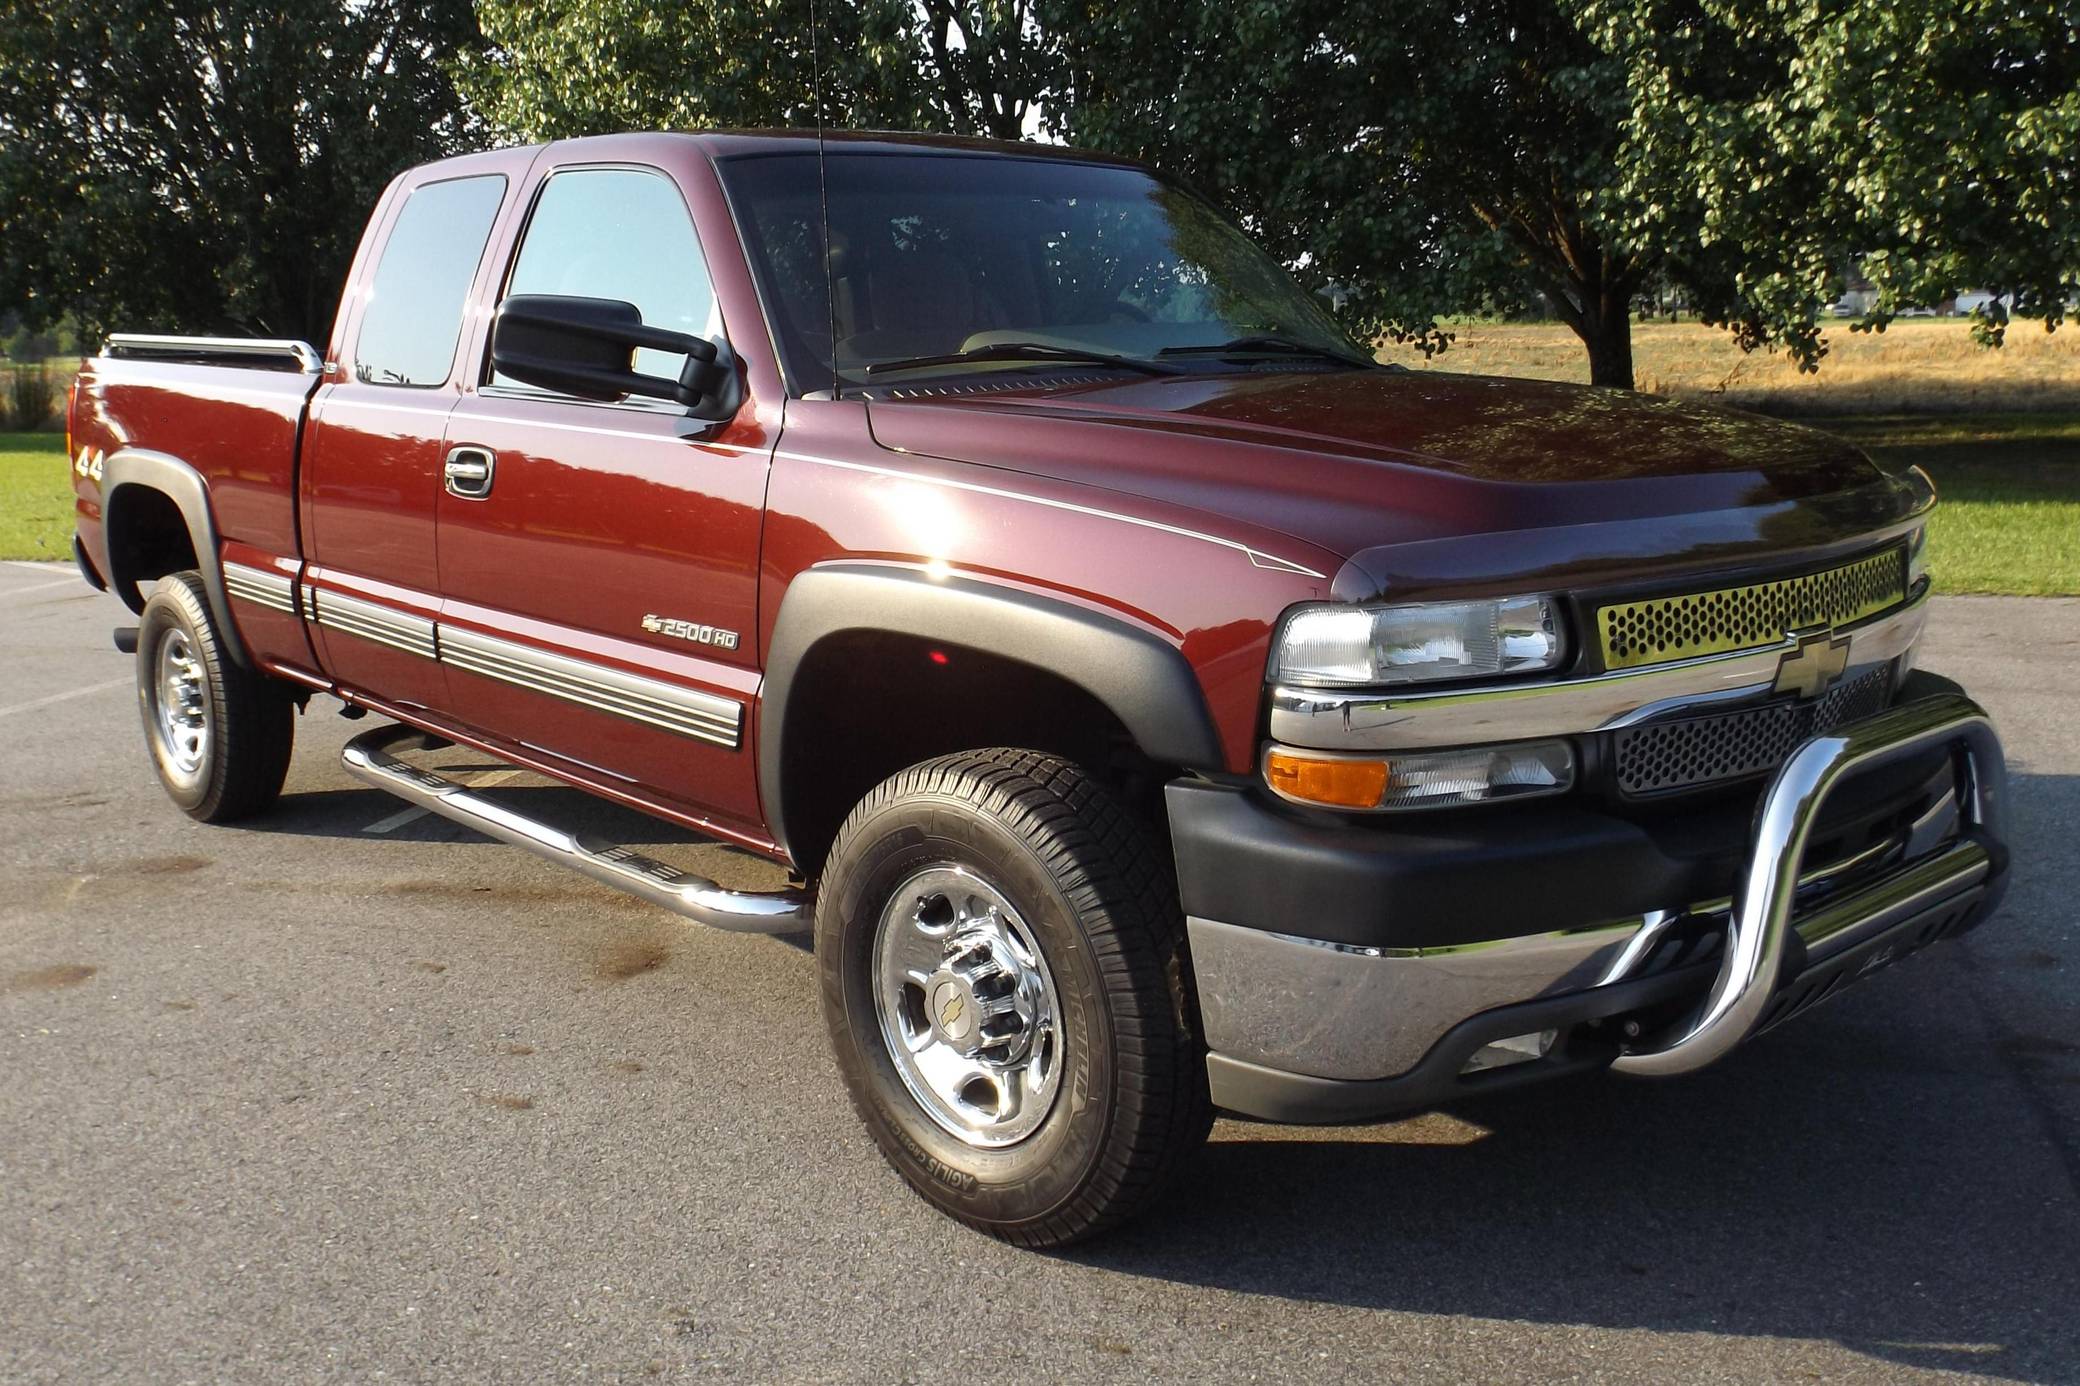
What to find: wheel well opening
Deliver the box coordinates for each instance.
[777,631,1168,877]
[105,485,198,613]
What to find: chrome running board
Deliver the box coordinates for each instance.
[342,723,810,934]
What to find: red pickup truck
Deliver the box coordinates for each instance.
[69,130,2009,1246]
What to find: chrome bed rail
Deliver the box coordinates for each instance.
[104,333,322,374]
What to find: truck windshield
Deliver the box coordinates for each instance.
[717,150,1372,391]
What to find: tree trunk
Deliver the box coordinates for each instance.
[1476,198,1640,389]
[1571,306,1636,390]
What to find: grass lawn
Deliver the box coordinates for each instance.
[1810,413,2080,596]
[0,432,71,562]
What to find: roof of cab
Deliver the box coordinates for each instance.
[689,129,1147,167]
[413,128,1151,175]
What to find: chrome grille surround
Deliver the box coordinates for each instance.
[1596,547,1907,671]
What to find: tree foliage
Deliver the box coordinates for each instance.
[1581,0,2079,362]
[462,0,1055,141]
[3,0,2069,390]
[1048,0,2079,387]
[0,0,482,343]
[1049,1,1667,385]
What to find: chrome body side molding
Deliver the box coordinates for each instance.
[307,586,438,661]
[441,625,741,749]
[342,724,805,932]
[1268,585,1929,751]
[291,575,745,749]
[222,562,297,615]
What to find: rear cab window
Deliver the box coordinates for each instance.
[353,175,508,387]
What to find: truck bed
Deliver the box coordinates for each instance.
[74,337,323,581]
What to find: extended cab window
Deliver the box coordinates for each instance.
[493,167,720,391]
[353,175,507,387]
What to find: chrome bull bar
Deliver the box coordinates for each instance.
[1611,692,2006,1077]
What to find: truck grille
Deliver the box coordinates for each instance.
[1596,548,1907,671]
[1612,666,1894,797]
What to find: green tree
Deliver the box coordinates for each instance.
[1581,0,2078,364]
[1049,0,2078,387]
[463,0,1056,141]
[0,0,482,344]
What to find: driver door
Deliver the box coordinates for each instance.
[436,162,770,839]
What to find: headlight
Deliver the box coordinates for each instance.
[1274,595,1568,687]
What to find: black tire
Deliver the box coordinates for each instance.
[817,749,1211,1247]
[135,571,294,823]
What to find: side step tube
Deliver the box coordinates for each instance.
[342,723,811,934]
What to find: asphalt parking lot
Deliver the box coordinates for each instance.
[2,558,2076,1384]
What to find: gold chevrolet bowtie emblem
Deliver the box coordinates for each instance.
[1773,631,1851,699]
[940,994,965,1030]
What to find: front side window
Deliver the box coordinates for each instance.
[354,175,507,387]
[494,167,721,391]
[718,151,1370,391]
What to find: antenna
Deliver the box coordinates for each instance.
[809,0,839,399]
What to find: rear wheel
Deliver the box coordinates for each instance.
[817,749,1210,1247]
[136,572,294,822]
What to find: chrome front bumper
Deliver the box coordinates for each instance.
[1192,692,2006,1118]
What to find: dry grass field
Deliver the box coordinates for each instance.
[1389,318,2080,416]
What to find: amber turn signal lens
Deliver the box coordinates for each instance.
[1263,749,1390,809]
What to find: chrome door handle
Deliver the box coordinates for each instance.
[444,446,495,499]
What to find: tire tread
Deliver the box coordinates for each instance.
[820,748,1211,1247]
[139,572,294,823]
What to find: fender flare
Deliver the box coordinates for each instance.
[100,448,250,667]
[759,563,1224,859]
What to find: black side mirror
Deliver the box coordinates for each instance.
[490,294,743,422]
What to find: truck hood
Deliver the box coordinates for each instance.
[865,369,1928,600]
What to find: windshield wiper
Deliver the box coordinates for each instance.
[1158,335,1377,369]
[862,342,1180,379]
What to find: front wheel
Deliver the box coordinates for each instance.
[817,749,1211,1247]
[136,571,294,822]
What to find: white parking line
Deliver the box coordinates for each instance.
[0,676,132,720]
[362,768,524,834]
[1,577,83,598]
[4,560,70,573]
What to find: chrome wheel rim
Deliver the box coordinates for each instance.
[150,626,210,779]
[872,866,1063,1148]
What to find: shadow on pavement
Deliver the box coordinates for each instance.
[246,733,2078,1378]
[1080,1033,2074,1381]
[1076,769,2080,1383]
